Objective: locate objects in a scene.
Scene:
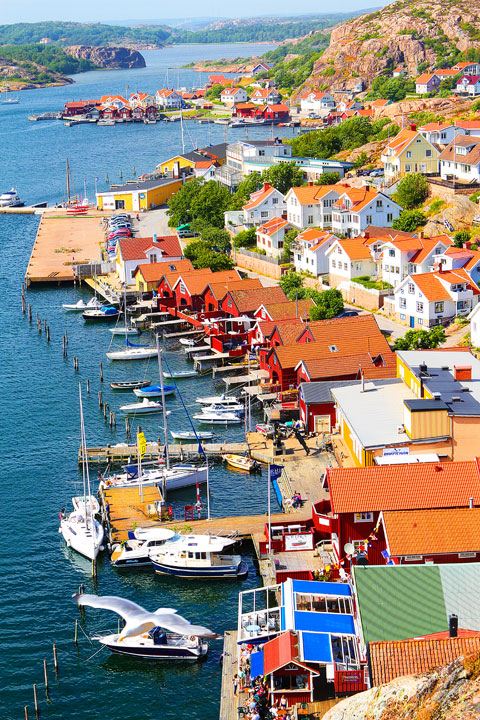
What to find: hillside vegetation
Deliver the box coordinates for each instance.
[298,0,480,95]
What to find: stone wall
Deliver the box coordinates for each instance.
[232,249,289,279]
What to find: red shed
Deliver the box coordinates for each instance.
[299,380,362,434]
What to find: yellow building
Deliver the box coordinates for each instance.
[134,258,194,292]
[381,127,439,182]
[96,176,187,212]
[159,144,227,175]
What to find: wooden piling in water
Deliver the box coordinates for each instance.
[33,683,39,716]
[74,618,78,644]
[24,706,29,720]
[65,329,68,345]
[99,362,103,382]
[103,402,109,421]
[98,390,103,409]
[86,378,90,394]
[53,644,58,671]
[43,660,49,693]
[46,326,50,342]
[28,304,32,323]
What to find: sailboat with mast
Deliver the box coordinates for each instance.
[1,81,19,105]
[100,337,207,491]
[59,385,104,560]
[107,285,157,360]
[64,158,89,213]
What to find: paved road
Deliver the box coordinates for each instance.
[373,313,406,341]
[137,206,172,237]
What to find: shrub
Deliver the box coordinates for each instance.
[392,210,427,232]
[454,229,471,248]
[395,173,429,209]
[393,326,446,350]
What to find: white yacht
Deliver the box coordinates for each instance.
[193,410,242,424]
[111,527,176,567]
[119,398,170,415]
[149,533,248,579]
[0,188,23,207]
[72,494,100,515]
[59,509,104,561]
[99,461,208,492]
[63,297,102,312]
[94,630,208,660]
[196,394,239,406]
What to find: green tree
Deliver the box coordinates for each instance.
[454,229,471,248]
[184,240,234,271]
[206,83,225,100]
[167,178,203,227]
[392,209,427,232]
[279,269,303,297]
[281,228,299,264]
[310,288,344,320]
[395,173,429,209]
[393,326,446,350]
[315,171,340,185]
[191,181,231,228]
[200,226,231,254]
[262,162,305,195]
[232,228,256,249]
[228,173,263,211]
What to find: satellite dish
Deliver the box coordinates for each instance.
[344,543,355,556]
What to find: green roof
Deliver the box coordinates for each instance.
[353,565,448,644]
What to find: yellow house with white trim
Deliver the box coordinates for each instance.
[96,176,188,212]
[381,127,439,182]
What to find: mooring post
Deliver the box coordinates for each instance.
[99,362,104,382]
[24,706,29,720]
[33,684,39,716]
[98,390,103,409]
[52,644,58,671]
[28,304,32,323]
[86,378,90,394]
[74,618,78,644]
[43,660,49,694]
[46,326,50,342]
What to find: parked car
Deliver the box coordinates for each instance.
[337,309,360,318]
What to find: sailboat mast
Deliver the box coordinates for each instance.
[79,384,94,535]
[66,159,71,203]
[156,334,170,471]
[124,283,128,344]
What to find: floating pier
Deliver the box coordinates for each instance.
[100,484,165,545]
[81,440,250,465]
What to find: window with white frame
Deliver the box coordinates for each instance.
[408,283,415,294]
[389,248,395,257]
[366,215,372,224]
[261,211,268,218]
[399,297,406,308]
[416,302,424,312]
[406,150,412,158]
[354,512,373,522]
[435,301,444,313]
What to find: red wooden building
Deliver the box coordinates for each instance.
[219,286,287,319]
[202,278,262,313]
[312,461,480,571]
[299,380,362,434]
[255,103,290,122]
[172,269,239,310]
[249,317,304,348]
[254,299,314,324]
[232,102,256,118]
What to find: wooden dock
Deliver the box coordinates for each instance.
[24,211,105,284]
[82,440,250,464]
[219,631,239,720]
[101,484,165,545]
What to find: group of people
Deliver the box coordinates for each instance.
[233,644,291,720]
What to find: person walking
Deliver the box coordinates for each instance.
[232,674,239,697]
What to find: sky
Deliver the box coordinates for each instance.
[1,0,390,25]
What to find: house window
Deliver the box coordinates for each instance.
[408,283,415,294]
[272,197,278,204]
[418,318,423,325]
[308,215,314,224]
[405,164,411,172]
[344,262,348,270]
[399,297,406,308]
[389,249,395,257]
[329,345,338,352]
[400,313,406,320]
[261,211,268,218]
[259,150,265,156]
[131,269,136,280]
[435,301,444,313]
[366,215,372,224]
[179,281,186,294]
[337,247,342,254]
[387,213,393,222]
[150,254,157,263]
[332,259,336,268]
[376,200,383,209]
[168,264,177,271]
[354,512,373,522]
[426,149,432,157]
[228,298,232,308]
[406,151,412,158]
[416,302,424,312]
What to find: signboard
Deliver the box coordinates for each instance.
[383,447,409,457]
[139,193,146,199]
[285,533,313,552]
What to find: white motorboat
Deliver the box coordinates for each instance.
[94,631,208,660]
[109,326,139,336]
[107,346,157,360]
[163,369,199,379]
[133,384,176,398]
[196,394,239,406]
[59,385,104,561]
[111,527,176,567]
[99,462,208,491]
[170,430,214,441]
[0,188,24,207]
[72,494,100,515]
[201,402,244,414]
[110,379,151,391]
[63,297,102,311]
[193,411,242,425]
[149,533,248,579]
[83,306,120,322]
[179,337,199,347]
[120,398,169,414]
[98,118,115,126]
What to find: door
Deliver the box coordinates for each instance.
[410,316,415,328]
[315,415,331,434]
[312,666,334,700]
[115,200,125,209]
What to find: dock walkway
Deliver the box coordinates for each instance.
[100,484,164,545]
[220,631,239,720]
[82,441,250,464]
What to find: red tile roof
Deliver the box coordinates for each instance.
[383,507,480,557]
[136,258,193,282]
[118,236,182,261]
[243,183,278,210]
[254,318,304,342]
[206,278,262,301]
[369,636,480,686]
[174,269,239,296]
[257,217,290,236]
[326,460,480,514]
[225,286,287,313]
[261,298,314,321]
[411,269,480,301]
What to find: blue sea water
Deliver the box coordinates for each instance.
[0,44,284,720]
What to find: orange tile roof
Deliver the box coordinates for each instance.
[243,183,276,210]
[136,258,193,282]
[437,267,480,294]
[118,236,182,261]
[289,185,324,204]
[195,160,216,168]
[158,266,209,290]
[332,236,372,260]
[273,314,394,370]
[455,120,480,129]
[385,129,421,157]
[262,298,314,321]
[383,507,480,557]
[206,278,261,300]
[297,229,336,250]
[255,318,304,342]
[371,98,390,107]
[174,269,239,296]
[444,246,480,270]
[416,73,438,83]
[333,186,383,213]
[409,272,452,302]
[226,286,287,313]
[257,217,290,236]
[435,69,458,76]
[383,234,453,263]
[369,636,480,686]
[326,460,480,514]
[300,352,396,381]
[419,121,453,131]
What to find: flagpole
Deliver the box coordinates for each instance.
[206,453,211,520]
[268,462,271,555]
[138,427,143,502]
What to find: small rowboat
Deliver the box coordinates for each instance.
[223,454,256,472]
[163,369,199,379]
[133,384,176,398]
[63,297,102,312]
[120,398,172,415]
[110,380,151,391]
[179,337,199,347]
[170,430,214,442]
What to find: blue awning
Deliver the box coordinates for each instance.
[294,611,355,635]
[250,649,264,679]
[291,580,352,597]
[301,632,332,663]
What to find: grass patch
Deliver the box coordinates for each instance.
[352,275,393,290]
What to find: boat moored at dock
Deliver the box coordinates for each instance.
[111,527,176,568]
[110,380,151,391]
[133,384,176,398]
[119,398,169,414]
[222,454,258,473]
[99,461,208,491]
[149,533,248,579]
[93,631,209,660]
[83,306,120,322]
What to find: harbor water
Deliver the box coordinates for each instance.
[0,43,283,719]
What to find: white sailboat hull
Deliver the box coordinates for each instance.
[109,327,139,336]
[59,515,104,560]
[101,465,208,491]
[107,348,157,360]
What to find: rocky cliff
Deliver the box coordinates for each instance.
[0,57,74,90]
[299,0,480,95]
[323,651,480,720]
[65,46,146,69]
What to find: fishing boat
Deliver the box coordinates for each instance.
[0,188,24,207]
[170,430,214,442]
[222,454,256,472]
[196,394,239,406]
[111,528,176,568]
[163,369,199,379]
[72,494,100,515]
[109,326,139,336]
[63,297,102,312]
[59,386,104,560]
[119,398,169,415]
[193,410,242,425]
[83,306,120,322]
[133,384,176,398]
[99,461,208,492]
[149,533,248,579]
[110,379,150,391]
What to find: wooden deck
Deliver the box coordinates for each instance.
[24,211,105,283]
[101,485,165,544]
[82,441,250,464]
[219,630,239,720]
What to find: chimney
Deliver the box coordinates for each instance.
[173,161,179,179]
[263,182,271,191]
[454,365,472,381]
[449,614,458,638]
[470,497,474,509]
[364,231,369,240]
[465,240,472,250]
[420,232,424,239]
[308,181,313,187]
[410,123,417,131]
[153,233,157,243]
